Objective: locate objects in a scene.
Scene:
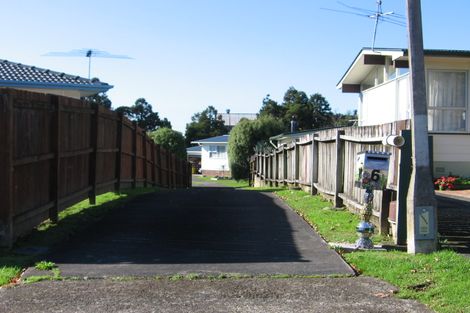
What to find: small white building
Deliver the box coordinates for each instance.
[338,48,470,177]
[191,135,230,177]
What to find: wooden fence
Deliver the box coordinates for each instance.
[0,89,191,247]
[250,120,412,240]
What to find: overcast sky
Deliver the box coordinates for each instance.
[1,0,469,132]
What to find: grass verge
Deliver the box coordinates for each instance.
[208,177,470,313]
[196,176,250,188]
[0,187,159,286]
[344,250,470,313]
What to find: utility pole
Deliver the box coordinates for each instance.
[406,0,438,254]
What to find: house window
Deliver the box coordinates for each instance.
[208,145,226,158]
[427,70,467,132]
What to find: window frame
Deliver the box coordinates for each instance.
[208,145,227,159]
[426,69,468,133]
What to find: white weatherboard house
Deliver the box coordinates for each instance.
[0,59,112,98]
[338,47,470,177]
[191,135,230,177]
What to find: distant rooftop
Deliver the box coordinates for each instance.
[0,59,113,97]
[191,134,229,144]
[186,145,202,156]
[218,112,257,127]
[186,146,202,152]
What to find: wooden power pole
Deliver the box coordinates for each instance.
[406,0,438,254]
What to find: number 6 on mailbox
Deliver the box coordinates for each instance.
[355,151,391,190]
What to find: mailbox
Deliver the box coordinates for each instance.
[355,151,391,190]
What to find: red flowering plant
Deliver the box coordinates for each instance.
[434,176,458,191]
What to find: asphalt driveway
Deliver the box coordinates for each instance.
[28,178,353,277]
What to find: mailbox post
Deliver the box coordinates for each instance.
[355,151,391,249]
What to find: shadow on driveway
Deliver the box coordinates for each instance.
[40,184,353,277]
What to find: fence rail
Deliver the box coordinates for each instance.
[250,120,412,237]
[0,89,191,247]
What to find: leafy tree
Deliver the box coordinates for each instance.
[160,117,172,129]
[258,87,334,131]
[86,92,112,109]
[332,110,358,127]
[149,127,186,159]
[115,98,171,132]
[228,115,284,180]
[185,106,227,146]
[259,95,285,120]
[309,93,333,129]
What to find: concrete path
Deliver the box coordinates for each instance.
[0,277,432,313]
[27,178,353,277]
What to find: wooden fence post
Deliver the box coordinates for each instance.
[156,145,162,187]
[380,190,392,234]
[283,147,288,186]
[172,153,177,188]
[396,130,412,245]
[49,95,61,223]
[143,134,148,188]
[151,141,156,186]
[274,151,278,187]
[181,159,185,188]
[310,138,318,195]
[334,129,345,208]
[267,154,272,186]
[167,149,171,188]
[0,94,14,247]
[88,102,99,205]
[263,153,267,183]
[115,113,123,192]
[132,122,137,189]
[182,160,185,187]
[188,162,192,187]
[295,143,300,186]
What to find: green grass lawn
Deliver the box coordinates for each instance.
[207,177,470,313]
[345,250,470,313]
[196,176,250,188]
[0,187,159,286]
[275,189,362,243]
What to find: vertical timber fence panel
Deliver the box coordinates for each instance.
[250,120,411,235]
[0,89,190,247]
[0,93,14,246]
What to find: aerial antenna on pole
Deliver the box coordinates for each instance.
[321,1,406,50]
[43,49,133,79]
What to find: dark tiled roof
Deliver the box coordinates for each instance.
[191,135,229,144]
[0,59,112,91]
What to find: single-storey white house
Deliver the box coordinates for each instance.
[191,135,230,177]
[0,59,112,98]
[337,47,470,177]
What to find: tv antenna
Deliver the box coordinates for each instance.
[43,49,133,79]
[321,1,406,50]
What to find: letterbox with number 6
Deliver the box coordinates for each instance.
[355,151,391,190]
